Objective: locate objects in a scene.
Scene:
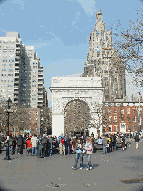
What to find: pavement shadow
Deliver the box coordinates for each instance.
[92,164,99,168]
[82,164,99,169]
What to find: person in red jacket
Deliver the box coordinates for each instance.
[27,138,32,155]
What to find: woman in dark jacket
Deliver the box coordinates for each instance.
[17,134,24,155]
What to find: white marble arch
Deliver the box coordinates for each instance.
[49,76,104,138]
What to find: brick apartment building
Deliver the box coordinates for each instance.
[102,101,143,135]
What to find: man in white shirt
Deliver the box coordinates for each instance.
[31,134,38,156]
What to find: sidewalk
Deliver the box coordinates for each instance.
[0,141,143,191]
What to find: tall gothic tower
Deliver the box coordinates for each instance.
[83,10,126,101]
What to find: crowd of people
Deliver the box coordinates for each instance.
[0,131,141,169]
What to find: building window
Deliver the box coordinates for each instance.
[103,125,106,132]
[114,109,117,114]
[8,69,13,72]
[114,116,117,122]
[103,109,106,114]
[127,108,130,114]
[9,59,14,62]
[133,116,136,122]
[2,69,6,71]
[109,116,112,122]
[132,109,135,114]
[133,125,136,131]
[127,116,130,122]
[2,59,7,62]
[108,109,111,114]
[121,109,124,114]
[114,125,118,131]
[109,125,112,131]
[121,116,124,122]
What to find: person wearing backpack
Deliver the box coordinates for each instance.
[58,133,64,155]
[41,134,48,157]
[60,137,65,155]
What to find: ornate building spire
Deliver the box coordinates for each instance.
[83,11,126,101]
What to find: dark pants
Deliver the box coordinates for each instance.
[107,147,110,153]
[65,143,71,154]
[17,146,23,155]
[43,143,48,156]
[113,142,116,151]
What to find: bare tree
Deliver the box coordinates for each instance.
[10,105,31,134]
[113,9,143,87]
[40,107,52,135]
[64,99,91,135]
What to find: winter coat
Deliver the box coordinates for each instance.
[41,137,48,144]
[17,136,24,146]
[58,135,64,144]
[31,136,38,147]
[75,143,83,153]
[27,140,32,148]
[135,135,140,142]
[102,137,107,145]
[85,143,93,154]
[113,135,116,143]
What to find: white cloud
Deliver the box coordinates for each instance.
[35,42,49,49]
[76,0,96,16]
[11,0,24,9]
[72,11,81,27]
[0,28,7,33]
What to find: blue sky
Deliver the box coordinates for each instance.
[0,0,143,106]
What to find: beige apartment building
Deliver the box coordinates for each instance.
[0,32,47,108]
[82,11,126,101]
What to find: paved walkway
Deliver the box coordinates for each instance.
[0,140,143,191]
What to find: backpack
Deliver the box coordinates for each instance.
[42,138,47,144]
[61,138,64,144]
[9,139,13,146]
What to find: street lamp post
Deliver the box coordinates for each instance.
[4,97,12,160]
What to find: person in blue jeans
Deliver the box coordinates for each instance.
[84,137,93,170]
[102,135,107,154]
[72,139,83,170]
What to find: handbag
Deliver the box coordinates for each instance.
[82,149,86,154]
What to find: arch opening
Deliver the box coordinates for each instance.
[64,99,91,136]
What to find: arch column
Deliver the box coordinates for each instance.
[52,113,64,137]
